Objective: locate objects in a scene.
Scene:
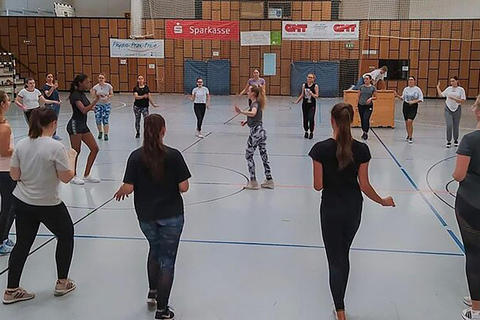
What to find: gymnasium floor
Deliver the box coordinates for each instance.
[0,93,477,320]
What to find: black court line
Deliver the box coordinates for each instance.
[425,155,457,210]
[181,132,213,152]
[0,197,114,277]
[223,107,249,125]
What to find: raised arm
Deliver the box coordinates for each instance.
[358,162,395,207]
[234,104,257,117]
[44,84,57,98]
[436,82,444,97]
[75,97,99,115]
[238,82,250,96]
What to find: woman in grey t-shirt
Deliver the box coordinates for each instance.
[238,69,266,106]
[453,95,480,320]
[357,75,377,140]
[3,107,77,304]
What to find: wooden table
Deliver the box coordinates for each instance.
[344,90,395,128]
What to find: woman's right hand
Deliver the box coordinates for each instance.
[381,196,395,207]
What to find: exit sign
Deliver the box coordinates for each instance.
[345,43,355,49]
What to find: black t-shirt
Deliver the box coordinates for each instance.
[309,138,371,208]
[303,82,317,105]
[133,85,150,108]
[69,90,90,122]
[123,146,192,221]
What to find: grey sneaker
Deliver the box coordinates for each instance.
[3,287,35,304]
[245,180,260,190]
[462,308,480,320]
[261,179,274,189]
[54,279,76,297]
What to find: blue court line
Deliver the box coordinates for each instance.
[26,233,464,258]
[371,129,465,254]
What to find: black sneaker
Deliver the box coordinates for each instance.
[147,290,156,305]
[308,132,313,140]
[304,132,308,139]
[135,132,140,139]
[365,133,369,140]
[446,141,452,148]
[98,132,103,140]
[155,307,175,319]
[454,140,459,147]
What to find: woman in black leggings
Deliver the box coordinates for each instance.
[309,103,395,320]
[3,107,77,305]
[453,95,480,320]
[294,73,319,139]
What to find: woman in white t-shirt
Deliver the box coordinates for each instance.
[0,91,15,255]
[395,76,424,144]
[3,107,77,305]
[437,76,467,148]
[92,73,113,141]
[15,78,59,124]
[189,77,210,138]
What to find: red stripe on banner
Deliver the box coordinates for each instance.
[166,20,240,40]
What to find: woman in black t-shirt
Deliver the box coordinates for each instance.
[294,73,319,139]
[309,103,395,320]
[133,75,158,139]
[115,114,191,320]
[67,74,101,185]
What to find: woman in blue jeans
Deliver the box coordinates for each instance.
[115,114,191,320]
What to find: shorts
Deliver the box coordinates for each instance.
[402,102,418,121]
[67,118,90,135]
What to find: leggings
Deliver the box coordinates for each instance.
[23,109,35,125]
[95,103,112,126]
[302,102,316,132]
[7,198,74,288]
[194,103,206,131]
[455,195,480,301]
[358,104,373,133]
[139,215,184,310]
[321,200,362,310]
[134,105,149,133]
[444,106,462,142]
[0,172,16,242]
[245,125,272,181]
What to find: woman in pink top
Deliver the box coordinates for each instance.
[0,91,16,255]
[238,69,266,106]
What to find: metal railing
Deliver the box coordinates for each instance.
[0,8,55,16]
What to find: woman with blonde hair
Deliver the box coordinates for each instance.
[235,86,274,190]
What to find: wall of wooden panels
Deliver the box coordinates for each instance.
[0,6,479,98]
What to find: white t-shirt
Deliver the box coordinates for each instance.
[18,88,42,110]
[192,87,209,104]
[363,69,385,82]
[92,83,113,104]
[402,86,424,103]
[11,136,70,206]
[442,86,466,112]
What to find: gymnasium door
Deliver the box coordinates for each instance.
[290,61,340,97]
[184,60,230,95]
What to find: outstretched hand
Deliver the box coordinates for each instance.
[234,105,242,114]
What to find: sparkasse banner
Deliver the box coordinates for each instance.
[282,21,359,41]
[166,20,240,40]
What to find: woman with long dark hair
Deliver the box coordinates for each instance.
[309,103,395,320]
[67,74,100,185]
[294,73,319,139]
[115,114,191,320]
[189,77,210,138]
[453,95,480,320]
[395,76,424,144]
[3,107,77,305]
[0,91,16,255]
[133,75,158,139]
[235,85,274,190]
[437,76,467,148]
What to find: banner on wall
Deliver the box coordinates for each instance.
[110,39,165,58]
[240,31,282,46]
[166,20,240,40]
[282,21,359,41]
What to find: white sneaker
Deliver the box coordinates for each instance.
[260,179,275,189]
[70,176,85,185]
[196,131,204,139]
[408,138,413,144]
[464,296,472,307]
[245,180,260,190]
[462,308,480,320]
[83,175,101,183]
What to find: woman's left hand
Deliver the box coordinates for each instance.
[114,186,129,201]
[234,105,242,114]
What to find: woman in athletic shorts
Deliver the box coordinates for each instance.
[67,74,101,185]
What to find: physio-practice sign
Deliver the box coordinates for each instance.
[110,39,165,58]
[166,20,239,40]
[282,21,359,41]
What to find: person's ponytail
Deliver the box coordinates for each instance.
[28,107,57,139]
[142,114,167,180]
[69,74,88,101]
[331,103,354,170]
[251,85,267,110]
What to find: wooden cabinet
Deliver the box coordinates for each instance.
[344,90,395,128]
